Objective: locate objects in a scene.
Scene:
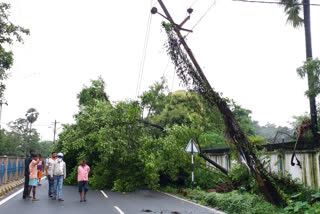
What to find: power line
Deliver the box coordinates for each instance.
[1,122,51,127]
[161,58,170,78]
[192,0,216,31]
[1,120,66,127]
[136,0,153,98]
[189,0,200,8]
[170,69,175,93]
[185,0,217,38]
[153,0,158,7]
[233,0,320,6]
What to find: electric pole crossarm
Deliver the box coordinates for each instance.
[157,0,212,93]
[179,16,190,28]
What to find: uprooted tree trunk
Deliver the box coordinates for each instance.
[291,119,312,168]
[162,23,287,206]
[195,140,228,175]
[198,152,228,175]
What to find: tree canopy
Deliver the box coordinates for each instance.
[0,3,29,100]
[55,77,293,192]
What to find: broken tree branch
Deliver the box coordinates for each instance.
[136,119,164,130]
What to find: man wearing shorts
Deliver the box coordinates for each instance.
[37,153,44,186]
[23,150,35,199]
[28,154,40,201]
[77,159,90,202]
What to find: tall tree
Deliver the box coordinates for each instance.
[9,117,29,155]
[7,117,43,156]
[26,108,39,129]
[0,3,29,100]
[25,108,39,154]
[281,0,318,143]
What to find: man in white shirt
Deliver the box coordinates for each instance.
[50,152,66,201]
[45,152,56,197]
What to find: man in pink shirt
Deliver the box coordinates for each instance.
[78,159,90,202]
[28,154,40,201]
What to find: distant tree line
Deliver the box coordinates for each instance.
[0,108,54,157]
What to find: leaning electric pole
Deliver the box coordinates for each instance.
[152,0,287,206]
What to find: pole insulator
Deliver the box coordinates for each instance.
[151,7,158,14]
[187,8,193,14]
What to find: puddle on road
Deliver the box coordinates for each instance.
[141,209,182,214]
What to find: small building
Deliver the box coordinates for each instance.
[203,141,320,189]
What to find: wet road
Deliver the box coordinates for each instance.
[0,179,222,214]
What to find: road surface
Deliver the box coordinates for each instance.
[0,179,222,214]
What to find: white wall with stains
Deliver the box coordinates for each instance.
[206,150,320,189]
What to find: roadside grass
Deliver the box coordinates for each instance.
[162,186,284,214]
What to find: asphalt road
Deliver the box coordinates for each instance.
[0,179,222,214]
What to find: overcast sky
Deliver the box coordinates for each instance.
[2,0,320,141]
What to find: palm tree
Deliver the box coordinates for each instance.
[281,0,318,143]
[25,108,39,154]
[26,108,39,130]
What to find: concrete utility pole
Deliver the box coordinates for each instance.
[0,102,3,130]
[24,122,29,156]
[0,100,8,129]
[53,120,57,144]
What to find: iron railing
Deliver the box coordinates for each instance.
[0,156,25,186]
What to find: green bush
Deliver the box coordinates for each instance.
[283,191,320,214]
[163,187,283,214]
[185,189,207,203]
[185,168,229,190]
[284,201,320,214]
[271,172,316,203]
[64,166,78,186]
[164,172,320,214]
[204,190,283,214]
[163,186,179,194]
[112,179,137,192]
[227,164,260,194]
